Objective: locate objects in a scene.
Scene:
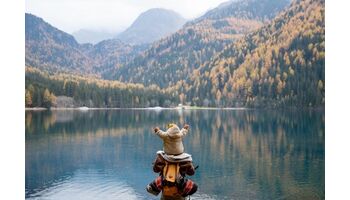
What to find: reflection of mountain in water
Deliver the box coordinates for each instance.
[25,110,324,199]
[186,110,324,199]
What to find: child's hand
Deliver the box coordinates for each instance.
[154,127,160,133]
[183,124,189,130]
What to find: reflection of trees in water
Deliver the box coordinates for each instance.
[25,110,324,199]
[26,126,157,197]
[25,110,186,197]
[25,112,33,133]
[26,110,189,136]
[184,110,324,199]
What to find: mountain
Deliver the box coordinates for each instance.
[25,13,144,75]
[26,0,289,78]
[109,0,290,87]
[25,13,95,74]
[72,29,118,44]
[116,8,186,45]
[80,40,149,75]
[177,0,325,107]
[193,0,290,23]
[26,0,324,108]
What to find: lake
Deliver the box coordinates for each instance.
[25,109,325,200]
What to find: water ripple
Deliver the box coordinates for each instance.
[26,170,141,200]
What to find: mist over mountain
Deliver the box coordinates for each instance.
[25,8,186,75]
[72,29,118,44]
[194,0,291,22]
[116,8,186,45]
[25,0,324,108]
[25,13,95,74]
[25,13,143,75]
[110,0,290,87]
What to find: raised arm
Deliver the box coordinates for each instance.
[180,124,189,136]
[154,127,167,139]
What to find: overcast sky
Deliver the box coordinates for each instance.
[26,0,229,33]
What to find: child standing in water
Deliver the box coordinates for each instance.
[146,123,197,198]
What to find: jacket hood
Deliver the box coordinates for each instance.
[167,125,181,138]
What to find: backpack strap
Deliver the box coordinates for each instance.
[163,162,179,183]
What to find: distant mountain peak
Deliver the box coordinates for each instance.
[25,13,144,75]
[72,29,118,44]
[116,8,186,45]
[25,13,79,48]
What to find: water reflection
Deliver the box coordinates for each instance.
[26,109,324,199]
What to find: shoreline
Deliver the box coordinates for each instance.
[25,106,324,111]
[25,107,47,111]
[25,106,250,111]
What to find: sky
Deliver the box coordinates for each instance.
[25,0,229,34]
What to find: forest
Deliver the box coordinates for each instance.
[179,0,325,107]
[25,67,176,108]
[25,0,325,108]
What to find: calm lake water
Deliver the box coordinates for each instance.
[25,109,325,200]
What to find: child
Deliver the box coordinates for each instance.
[146,123,197,197]
[154,123,189,155]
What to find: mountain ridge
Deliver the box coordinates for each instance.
[72,29,118,44]
[25,13,145,75]
[194,0,290,22]
[25,13,95,74]
[177,0,325,107]
[110,0,290,87]
[25,0,324,108]
[116,8,186,45]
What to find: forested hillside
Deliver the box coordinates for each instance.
[110,0,290,87]
[79,40,149,75]
[25,67,176,108]
[25,13,144,75]
[177,0,325,107]
[25,13,95,74]
[25,0,325,108]
[193,0,290,22]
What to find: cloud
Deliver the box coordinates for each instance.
[25,0,228,33]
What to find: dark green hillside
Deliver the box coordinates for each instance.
[25,67,176,108]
